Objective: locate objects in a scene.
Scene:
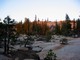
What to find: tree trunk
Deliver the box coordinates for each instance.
[4,38,7,54]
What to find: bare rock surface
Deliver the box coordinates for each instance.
[56,38,80,60]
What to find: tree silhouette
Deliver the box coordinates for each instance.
[61,14,71,36]
[16,21,24,34]
[76,18,80,36]
[65,14,70,20]
[54,21,61,35]
[32,20,38,35]
[71,19,76,36]
[61,21,66,35]
[23,18,31,35]
[3,16,15,54]
[0,22,4,48]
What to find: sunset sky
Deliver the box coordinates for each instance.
[0,0,80,22]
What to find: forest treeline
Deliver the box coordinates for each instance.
[0,14,80,36]
[15,18,49,35]
[15,14,80,36]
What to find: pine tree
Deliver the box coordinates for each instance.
[16,21,23,34]
[65,14,71,32]
[54,21,61,35]
[32,20,38,34]
[71,19,76,36]
[0,22,4,48]
[3,16,15,54]
[23,18,31,35]
[61,21,67,35]
[65,14,70,20]
[76,18,80,36]
[61,14,71,36]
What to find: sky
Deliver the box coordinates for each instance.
[0,0,80,22]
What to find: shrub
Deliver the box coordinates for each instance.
[60,38,68,44]
[44,49,57,60]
